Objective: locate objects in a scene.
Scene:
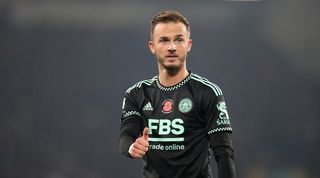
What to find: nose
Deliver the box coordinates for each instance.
[168,42,176,52]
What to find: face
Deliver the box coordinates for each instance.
[149,22,192,72]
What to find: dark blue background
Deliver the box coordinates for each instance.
[1,0,319,178]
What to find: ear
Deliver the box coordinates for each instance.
[187,39,192,52]
[148,41,156,54]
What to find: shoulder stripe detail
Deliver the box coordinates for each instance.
[190,74,223,96]
[126,76,157,93]
[191,74,223,95]
[208,127,232,134]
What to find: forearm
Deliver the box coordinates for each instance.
[119,117,142,157]
[210,132,236,178]
[119,132,135,157]
[217,153,235,178]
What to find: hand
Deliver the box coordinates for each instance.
[129,127,149,158]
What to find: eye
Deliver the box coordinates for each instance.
[176,38,184,42]
[159,38,169,43]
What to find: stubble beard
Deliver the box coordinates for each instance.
[156,53,187,76]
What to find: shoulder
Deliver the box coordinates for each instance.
[125,76,158,94]
[190,73,223,96]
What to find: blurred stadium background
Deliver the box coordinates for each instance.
[0,0,319,178]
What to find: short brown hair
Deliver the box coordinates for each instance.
[150,10,191,39]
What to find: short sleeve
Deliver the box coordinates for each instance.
[201,90,232,135]
[121,91,142,122]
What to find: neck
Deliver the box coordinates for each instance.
[158,67,189,87]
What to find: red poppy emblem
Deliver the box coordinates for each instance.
[162,99,173,113]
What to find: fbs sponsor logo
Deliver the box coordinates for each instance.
[148,118,184,142]
[143,102,153,111]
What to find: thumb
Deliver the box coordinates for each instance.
[143,127,149,140]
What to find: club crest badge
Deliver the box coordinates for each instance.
[179,98,193,113]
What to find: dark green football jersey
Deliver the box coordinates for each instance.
[121,72,232,178]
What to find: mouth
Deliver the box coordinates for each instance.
[166,54,178,58]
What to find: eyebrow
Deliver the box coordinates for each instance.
[158,34,185,40]
[176,34,184,38]
[158,36,170,41]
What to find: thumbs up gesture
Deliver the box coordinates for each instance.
[129,127,149,158]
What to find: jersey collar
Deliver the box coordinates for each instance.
[156,71,192,91]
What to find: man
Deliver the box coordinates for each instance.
[119,10,236,178]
